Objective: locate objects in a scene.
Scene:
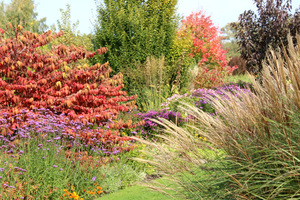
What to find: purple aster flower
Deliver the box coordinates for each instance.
[53,165,58,168]
[92,176,97,181]
[18,150,24,156]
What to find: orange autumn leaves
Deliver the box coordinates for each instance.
[0,24,137,136]
[176,11,237,88]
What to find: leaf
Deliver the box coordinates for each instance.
[56,81,62,88]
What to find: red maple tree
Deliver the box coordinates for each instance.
[178,11,237,88]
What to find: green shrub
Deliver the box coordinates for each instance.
[123,56,171,112]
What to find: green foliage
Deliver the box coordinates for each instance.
[0,135,146,199]
[123,56,171,112]
[221,22,240,59]
[51,4,94,51]
[0,0,47,34]
[93,0,179,93]
[222,41,239,59]
[167,27,195,92]
[223,74,252,84]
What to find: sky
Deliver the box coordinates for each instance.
[2,0,300,34]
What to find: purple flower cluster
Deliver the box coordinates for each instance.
[14,167,27,172]
[0,108,133,156]
[137,109,184,138]
[137,84,253,139]
[192,85,251,113]
[160,84,251,115]
[192,84,250,99]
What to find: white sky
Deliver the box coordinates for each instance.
[2,0,300,34]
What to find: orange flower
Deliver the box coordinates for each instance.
[97,190,103,194]
[96,186,102,190]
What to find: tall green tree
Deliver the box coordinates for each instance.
[0,0,47,33]
[221,22,240,59]
[93,0,179,74]
[51,4,93,50]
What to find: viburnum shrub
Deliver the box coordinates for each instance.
[179,11,237,88]
[0,24,137,139]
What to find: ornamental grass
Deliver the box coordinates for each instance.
[134,34,300,199]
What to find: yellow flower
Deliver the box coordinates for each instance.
[69,192,79,199]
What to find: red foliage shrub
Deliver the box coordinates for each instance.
[0,24,137,135]
[179,11,237,88]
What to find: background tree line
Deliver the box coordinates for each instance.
[0,0,299,109]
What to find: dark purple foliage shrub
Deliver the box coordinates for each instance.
[228,56,247,75]
[232,0,300,73]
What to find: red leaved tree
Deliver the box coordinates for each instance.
[178,11,236,88]
[0,24,137,136]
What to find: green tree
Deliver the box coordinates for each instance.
[93,0,178,74]
[51,4,93,50]
[0,0,47,34]
[221,22,240,59]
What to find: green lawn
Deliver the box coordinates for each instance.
[224,73,252,83]
[97,177,182,200]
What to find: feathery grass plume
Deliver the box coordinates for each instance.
[133,34,300,199]
[124,56,170,112]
